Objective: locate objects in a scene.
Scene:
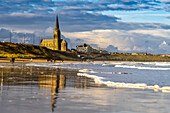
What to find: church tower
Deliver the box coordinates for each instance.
[53,16,61,50]
[61,39,67,51]
[40,15,67,51]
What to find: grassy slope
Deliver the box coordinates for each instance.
[95,54,170,62]
[0,42,79,60]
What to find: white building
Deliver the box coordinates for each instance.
[76,43,107,53]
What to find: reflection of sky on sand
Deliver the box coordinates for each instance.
[0,64,96,113]
[63,88,170,113]
[0,63,170,113]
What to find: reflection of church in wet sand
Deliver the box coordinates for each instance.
[38,72,66,112]
[40,16,67,51]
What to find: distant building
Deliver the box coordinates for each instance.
[40,16,67,51]
[76,43,107,53]
[131,53,147,55]
[167,54,170,57]
[131,53,138,55]
[161,54,170,57]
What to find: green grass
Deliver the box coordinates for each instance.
[96,54,170,62]
[0,42,79,60]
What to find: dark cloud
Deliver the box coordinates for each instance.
[0,13,56,32]
[0,11,120,32]
[59,10,170,32]
[0,11,170,33]
[0,0,169,30]
[96,0,159,5]
[0,0,168,14]
[59,11,120,32]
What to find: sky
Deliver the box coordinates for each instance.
[0,0,170,54]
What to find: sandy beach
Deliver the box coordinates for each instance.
[0,58,133,63]
[0,62,170,113]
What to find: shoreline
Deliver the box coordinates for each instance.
[1,61,170,93]
[0,58,169,63]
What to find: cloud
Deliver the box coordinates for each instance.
[63,29,170,54]
[1,11,170,34]
[0,13,56,33]
[0,0,168,14]
[129,29,170,39]
[0,11,120,32]
[105,45,118,52]
[158,41,170,53]
[161,0,170,4]
[0,0,170,33]
[60,0,161,12]
[0,28,38,44]
[1,24,170,54]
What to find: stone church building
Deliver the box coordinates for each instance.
[40,16,67,51]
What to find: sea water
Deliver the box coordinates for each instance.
[27,62,170,92]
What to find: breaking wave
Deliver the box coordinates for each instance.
[115,65,170,70]
[77,72,170,93]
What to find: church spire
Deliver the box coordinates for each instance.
[53,15,61,50]
[54,15,61,40]
[55,15,59,30]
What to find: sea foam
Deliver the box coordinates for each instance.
[115,64,170,70]
[77,71,170,93]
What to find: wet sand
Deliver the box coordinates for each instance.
[0,63,170,113]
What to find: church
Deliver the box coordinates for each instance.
[40,16,67,51]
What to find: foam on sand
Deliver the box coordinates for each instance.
[79,69,98,73]
[102,63,116,67]
[79,69,129,75]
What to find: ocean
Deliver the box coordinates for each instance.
[0,62,170,113]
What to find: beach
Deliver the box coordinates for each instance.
[0,58,134,63]
[0,62,170,113]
